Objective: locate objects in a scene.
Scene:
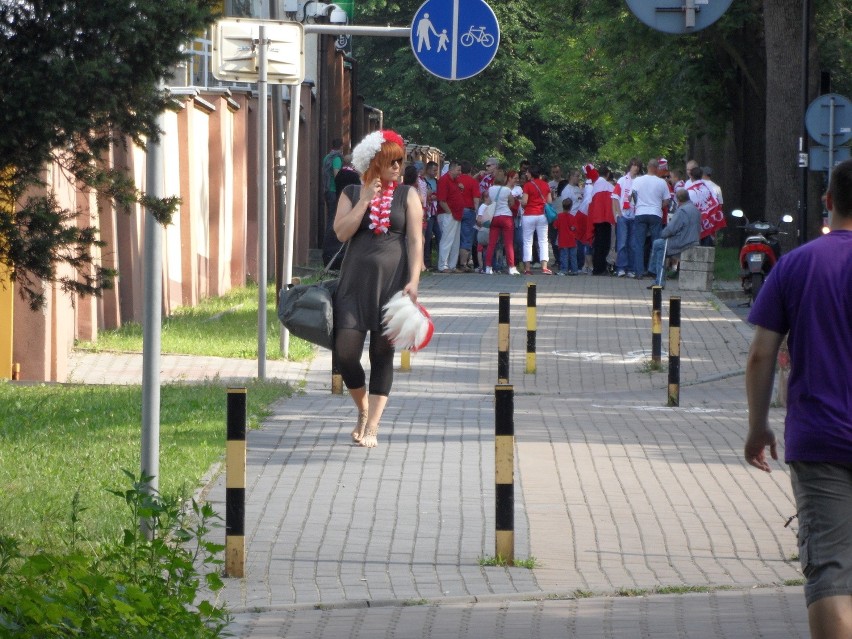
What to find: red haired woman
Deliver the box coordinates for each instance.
[333,130,424,448]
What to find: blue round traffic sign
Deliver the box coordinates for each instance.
[625,0,733,34]
[805,93,852,146]
[410,0,499,81]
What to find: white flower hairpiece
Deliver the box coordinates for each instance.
[351,129,405,175]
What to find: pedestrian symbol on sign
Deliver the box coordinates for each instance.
[415,13,437,52]
[410,0,500,81]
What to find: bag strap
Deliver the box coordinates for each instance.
[529,179,547,203]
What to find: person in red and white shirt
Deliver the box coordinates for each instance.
[586,164,615,275]
[612,158,641,277]
[686,165,726,247]
[520,165,554,275]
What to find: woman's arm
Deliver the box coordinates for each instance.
[403,186,424,303]
[334,180,377,242]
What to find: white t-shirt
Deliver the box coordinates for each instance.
[559,184,583,214]
[579,180,593,214]
[487,185,513,217]
[631,174,670,218]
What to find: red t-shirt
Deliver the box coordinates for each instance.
[437,172,465,220]
[553,212,577,248]
[522,178,550,215]
[457,174,481,210]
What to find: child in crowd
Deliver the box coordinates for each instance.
[553,197,579,275]
[475,200,491,273]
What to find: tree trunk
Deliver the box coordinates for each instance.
[763,0,804,225]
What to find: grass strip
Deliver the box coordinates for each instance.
[76,283,315,361]
[0,380,290,550]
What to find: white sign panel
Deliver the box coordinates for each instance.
[212,18,305,84]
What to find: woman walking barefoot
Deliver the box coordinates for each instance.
[332,130,424,447]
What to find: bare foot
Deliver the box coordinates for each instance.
[358,424,378,448]
[351,410,368,443]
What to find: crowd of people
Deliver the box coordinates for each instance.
[400,155,723,287]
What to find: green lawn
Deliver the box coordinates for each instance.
[713,246,741,282]
[76,283,315,361]
[0,380,291,550]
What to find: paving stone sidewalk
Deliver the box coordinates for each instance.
[70,273,809,638]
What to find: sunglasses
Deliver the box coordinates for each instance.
[389,158,404,167]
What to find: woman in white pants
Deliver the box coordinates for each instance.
[520,165,553,275]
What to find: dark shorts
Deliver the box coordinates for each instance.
[789,461,852,606]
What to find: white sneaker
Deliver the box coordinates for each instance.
[484,266,493,274]
[626,272,637,279]
[508,267,520,275]
[617,270,626,277]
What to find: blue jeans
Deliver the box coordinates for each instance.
[632,214,662,275]
[615,216,634,272]
[559,247,578,273]
[459,208,477,252]
[648,238,668,285]
[423,215,441,267]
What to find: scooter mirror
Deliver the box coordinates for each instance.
[782,214,794,223]
[732,209,744,218]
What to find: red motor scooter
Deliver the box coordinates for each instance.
[731,209,794,304]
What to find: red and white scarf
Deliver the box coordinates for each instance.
[369,182,396,235]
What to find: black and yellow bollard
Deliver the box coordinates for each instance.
[498,293,510,383]
[651,286,662,366]
[225,387,247,577]
[331,355,343,394]
[668,297,681,407]
[495,384,514,562]
[525,283,536,374]
[400,349,411,372]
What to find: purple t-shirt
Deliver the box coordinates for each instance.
[748,230,852,463]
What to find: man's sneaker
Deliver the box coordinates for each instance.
[484,266,493,274]
[626,272,636,279]
[508,267,521,275]
[556,271,567,276]
[617,270,626,277]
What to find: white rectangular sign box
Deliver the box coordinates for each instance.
[212,18,305,84]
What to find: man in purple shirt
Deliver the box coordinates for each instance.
[745,158,852,639]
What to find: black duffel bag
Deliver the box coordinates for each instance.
[277,279,338,350]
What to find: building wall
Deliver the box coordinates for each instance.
[10,40,384,381]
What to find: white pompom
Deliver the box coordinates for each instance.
[381,292,434,352]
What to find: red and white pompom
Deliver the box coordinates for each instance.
[381,292,434,352]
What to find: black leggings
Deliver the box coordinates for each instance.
[334,328,395,396]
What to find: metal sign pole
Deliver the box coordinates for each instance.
[257,26,268,380]
[141,84,165,538]
[281,83,301,358]
[828,97,836,172]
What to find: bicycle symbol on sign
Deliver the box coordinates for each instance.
[460,25,495,47]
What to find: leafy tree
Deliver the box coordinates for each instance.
[0,0,218,309]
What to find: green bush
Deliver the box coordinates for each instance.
[0,471,230,638]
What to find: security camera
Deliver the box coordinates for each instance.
[329,7,348,23]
